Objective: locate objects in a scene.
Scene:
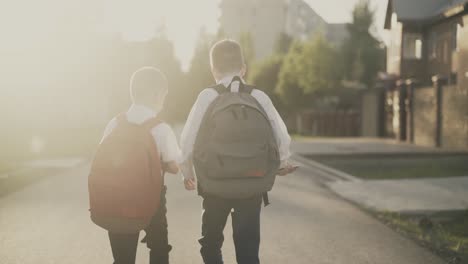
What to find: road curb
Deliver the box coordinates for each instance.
[291,153,361,182]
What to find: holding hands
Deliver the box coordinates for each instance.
[183,177,196,191]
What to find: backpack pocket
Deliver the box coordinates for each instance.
[200,143,271,179]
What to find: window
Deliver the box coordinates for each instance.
[391,13,398,28]
[403,33,422,59]
[452,23,462,51]
[428,31,437,59]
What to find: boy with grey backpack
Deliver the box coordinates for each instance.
[179,39,297,264]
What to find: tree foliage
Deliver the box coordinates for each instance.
[276,34,341,111]
[248,55,284,111]
[239,31,255,78]
[276,40,310,111]
[341,0,385,87]
[273,32,293,55]
[298,34,341,93]
[171,30,216,121]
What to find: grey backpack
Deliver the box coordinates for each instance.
[193,77,281,199]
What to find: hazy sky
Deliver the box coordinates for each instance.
[1,0,389,71]
[102,0,389,70]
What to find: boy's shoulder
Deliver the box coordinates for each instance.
[250,88,272,105]
[151,121,171,133]
[196,86,220,100]
[150,121,178,139]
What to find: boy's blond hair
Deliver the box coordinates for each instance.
[210,39,245,75]
[130,66,168,103]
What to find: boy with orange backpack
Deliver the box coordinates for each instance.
[88,67,180,264]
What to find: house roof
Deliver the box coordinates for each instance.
[393,0,446,21]
[384,0,468,29]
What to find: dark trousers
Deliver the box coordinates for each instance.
[108,186,172,264]
[199,194,262,264]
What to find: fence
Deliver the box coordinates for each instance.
[377,76,468,149]
[413,86,437,147]
[297,110,361,137]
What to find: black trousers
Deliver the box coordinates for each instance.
[108,186,172,264]
[199,194,263,264]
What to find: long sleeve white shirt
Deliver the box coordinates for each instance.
[101,104,181,163]
[179,75,291,180]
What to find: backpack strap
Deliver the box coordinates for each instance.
[210,77,256,95]
[210,84,228,95]
[227,76,255,94]
[243,84,255,94]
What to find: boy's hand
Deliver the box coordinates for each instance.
[163,161,179,174]
[184,178,196,191]
[278,163,299,176]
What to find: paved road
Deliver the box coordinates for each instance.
[0,163,445,264]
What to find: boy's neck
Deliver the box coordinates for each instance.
[216,73,244,85]
[131,103,161,115]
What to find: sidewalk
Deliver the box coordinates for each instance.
[0,158,85,197]
[291,137,466,156]
[328,176,468,212]
[292,138,468,213]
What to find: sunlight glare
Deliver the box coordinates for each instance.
[101,0,220,70]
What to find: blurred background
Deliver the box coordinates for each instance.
[1,0,468,263]
[0,0,391,165]
[2,0,467,165]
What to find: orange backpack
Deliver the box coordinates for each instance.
[88,114,163,234]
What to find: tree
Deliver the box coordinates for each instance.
[341,0,385,87]
[273,32,293,55]
[248,32,297,117]
[248,55,285,112]
[136,32,185,122]
[276,40,311,110]
[298,34,341,94]
[238,31,255,77]
[275,33,342,124]
[177,30,217,121]
[186,30,215,94]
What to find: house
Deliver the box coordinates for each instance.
[381,0,468,149]
[385,0,468,84]
[219,0,348,59]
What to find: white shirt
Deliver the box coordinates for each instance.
[179,75,292,179]
[101,104,181,163]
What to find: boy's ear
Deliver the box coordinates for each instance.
[211,67,220,81]
[240,63,247,77]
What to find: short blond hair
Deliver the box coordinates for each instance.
[210,39,245,74]
[130,67,168,103]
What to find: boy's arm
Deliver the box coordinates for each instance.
[262,99,298,175]
[253,90,292,167]
[179,89,217,181]
[153,124,181,174]
[271,102,292,167]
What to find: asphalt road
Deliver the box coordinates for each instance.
[0,163,446,264]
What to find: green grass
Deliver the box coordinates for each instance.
[376,211,468,263]
[312,155,468,179]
